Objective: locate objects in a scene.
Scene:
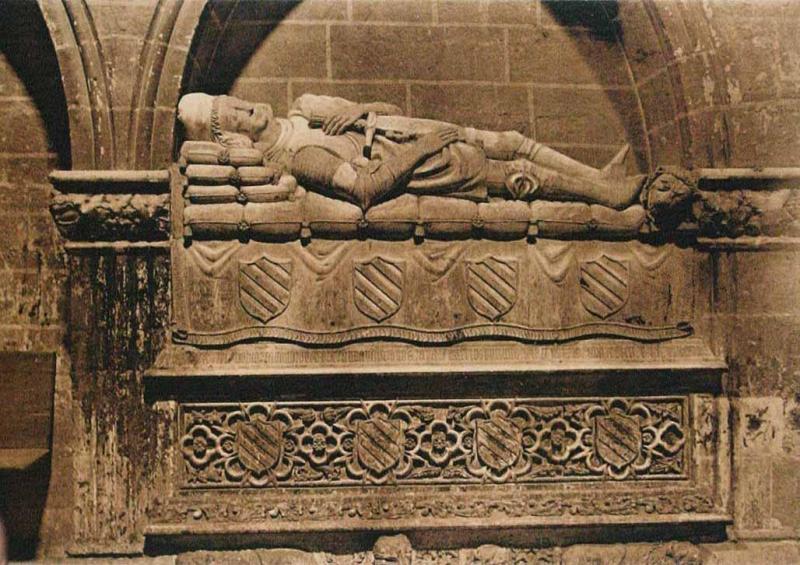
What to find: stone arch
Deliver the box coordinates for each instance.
[541,0,739,170]
[36,0,214,170]
[38,0,112,169]
[1,1,71,169]
[140,0,212,169]
[31,0,737,172]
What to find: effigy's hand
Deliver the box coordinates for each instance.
[323,105,365,136]
[416,127,460,156]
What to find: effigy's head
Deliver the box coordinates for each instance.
[178,93,272,147]
[642,170,696,229]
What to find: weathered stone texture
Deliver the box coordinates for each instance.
[0,3,67,347]
[0,2,72,558]
[633,0,800,168]
[715,249,800,538]
[67,249,172,552]
[1,0,800,559]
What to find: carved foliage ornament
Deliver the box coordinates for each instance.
[180,397,687,488]
[152,487,716,525]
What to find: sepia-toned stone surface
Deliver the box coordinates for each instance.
[0,0,797,561]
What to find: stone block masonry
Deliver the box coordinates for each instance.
[215,0,648,172]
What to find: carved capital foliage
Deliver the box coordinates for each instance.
[641,166,800,238]
[49,169,171,242]
[692,189,800,238]
[50,193,169,241]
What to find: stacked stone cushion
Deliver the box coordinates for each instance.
[180,141,647,241]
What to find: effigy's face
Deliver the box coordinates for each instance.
[648,173,692,208]
[217,95,272,141]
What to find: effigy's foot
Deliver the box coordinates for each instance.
[593,145,648,210]
[597,144,630,181]
[606,174,648,210]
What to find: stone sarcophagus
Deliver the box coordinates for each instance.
[142,92,741,546]
[170,140,697,348]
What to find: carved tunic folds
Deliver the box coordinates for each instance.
[265,94,487,201]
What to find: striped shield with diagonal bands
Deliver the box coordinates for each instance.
[466,257,518,321]
[353,257,404,322]
[579,255,629,319]
[235,419,285,474]
[475,414,522,472]
[594,413,642,469]
[239,256,292,323]
[355,416,405,474]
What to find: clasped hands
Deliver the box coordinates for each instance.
[322,104,461,155]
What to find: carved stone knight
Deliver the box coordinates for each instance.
[178,92,646,211]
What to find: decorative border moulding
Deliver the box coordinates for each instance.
[178,397,692,488]
[173,320,694,348]
[696,167,800,190]
[147,394,731,537]
[146,338,725,381]
[49,169,171,193]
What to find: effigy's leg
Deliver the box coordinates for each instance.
[462,128,629,183]
[485,158,646,210]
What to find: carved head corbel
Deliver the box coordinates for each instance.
[641,167,698,231]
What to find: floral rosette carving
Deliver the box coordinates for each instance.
[419,420,463,467]
[344,403,416,484]
[583,398,685,479]
[181,404,295,486]
[180,398,688,488]
[461,401,530,482]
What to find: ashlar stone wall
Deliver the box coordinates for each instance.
[195,0,647,172]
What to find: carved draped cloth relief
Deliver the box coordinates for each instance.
[174,238,693,347]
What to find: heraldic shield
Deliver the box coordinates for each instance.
[475,414,522,472]
[579,255,629,319]
[235,419,285,473]
[355,417,405,474]
[239,256,292,323]
[353,257,404,322]
[594,413,642,469]
[466,257,518,321]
